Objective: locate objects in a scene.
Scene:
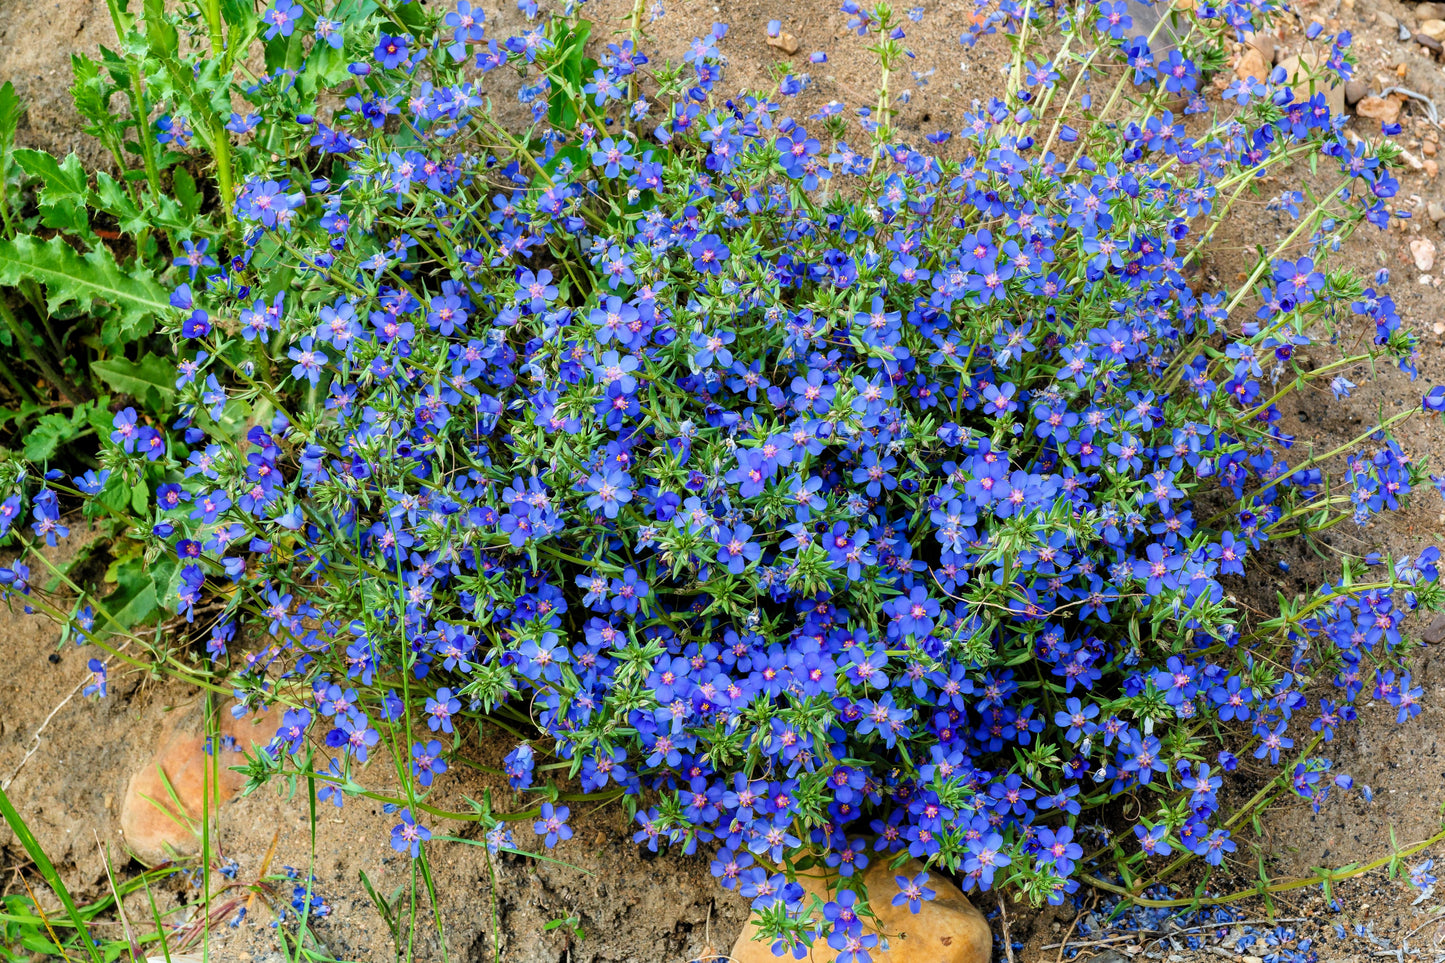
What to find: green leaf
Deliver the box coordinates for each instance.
[218,0,259,35]
[11,149,94,238]
[264,28,309,74]
[0,81,23,156]
[93,172,147,234]
[98,549,159,633]
[0,399,50,432]
[0,235,168,345]
[21,409,86,462]
[14,150,90,203]
[69,53,112,132]
[545,19,594,131]
[97,467,133,513]
[142,0,179,59]
[172,166,200,217]
[92,353,176,409]
[131,475,151,516]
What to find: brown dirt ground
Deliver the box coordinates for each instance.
[4,0,1445,960]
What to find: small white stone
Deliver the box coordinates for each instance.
[1411,236,1437,271]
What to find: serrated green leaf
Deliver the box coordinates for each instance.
[14,149,90,201]
[92,353,176,409]
[0,399,50,432]
[22,409,86,462]
[0,235,168,345]
[39,198,91,238]
[69,53,111,130]
[93,172,147,233]
[12,150,95,238]
[142,0,179,58]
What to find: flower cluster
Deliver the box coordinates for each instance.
[2,0,1443,954]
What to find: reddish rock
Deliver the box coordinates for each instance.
[1357,95,1403,125]
[118,707,274,865]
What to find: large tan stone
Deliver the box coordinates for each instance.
[729,859,991,963]
[118,707,274,865]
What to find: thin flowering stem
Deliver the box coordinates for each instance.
[11,535,233,693]
[1163,177,1355,394]
[1206,408,1419,527]
[1089,824,1445,909]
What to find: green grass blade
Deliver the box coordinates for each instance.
[0,783,104,963]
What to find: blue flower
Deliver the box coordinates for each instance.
[533,803,573,848]
[262,0,303,40]
[390,809,430,857]
[374,34,410,70]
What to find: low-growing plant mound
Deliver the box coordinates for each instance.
[2,0,1444,957]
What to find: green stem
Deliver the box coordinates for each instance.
[0,297,89,404]
[1088,824,1445,909]
[101,0,164,199]
[0,784,105,963]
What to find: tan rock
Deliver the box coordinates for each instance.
[1412,237,1437,270]
[1427,200,1445,222]
[766,31,800,55]
[118,707,274,865]
[1357,94,1403,125]
[1428,159,1440,178]
[1419,3,1445,20]
[1421,17,1445,39]
[729,859,991,963]
[1276,54,1345,119]
[1234,47,1269,82]
[1241,29,1276,63]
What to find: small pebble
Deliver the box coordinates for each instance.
[765,31,799,54]
[1412,236,1437,270]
